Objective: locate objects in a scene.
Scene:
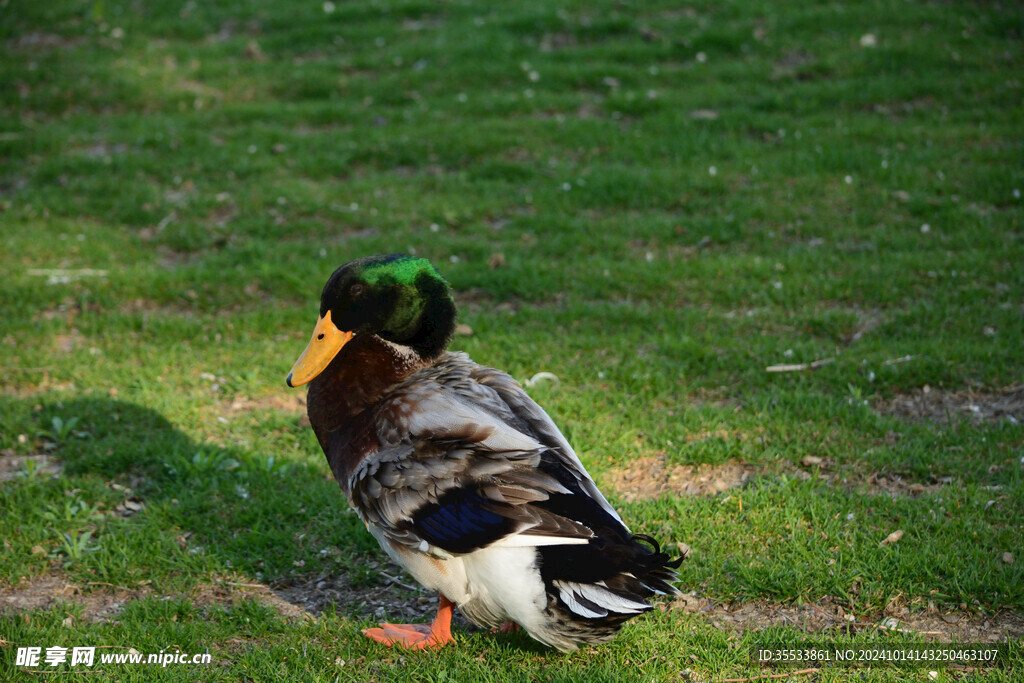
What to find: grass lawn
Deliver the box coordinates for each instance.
[1,0,1022,680]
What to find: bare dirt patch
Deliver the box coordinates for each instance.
[0,562,443,628]
[188,580,308,621]
[223,393,306,416]
[876,384,1024,426]
[605,455,756,503]
[0,573,306,623]
[860,471,947,498]
[606,451,966,504]
[608,452,969,504]
[671,593,1024,643]
[0,574,74,613]
[0,573,152,623]
[788,462,950,499]
[0,453,62,481]
[270,560,486,632]
[219,392,309,427]
[273,570,443,623]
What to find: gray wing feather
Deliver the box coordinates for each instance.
[467,361,625,525]
[348,353,609,554]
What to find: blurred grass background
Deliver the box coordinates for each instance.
[1,0,1022,680]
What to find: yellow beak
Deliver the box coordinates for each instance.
[286,310,354,387]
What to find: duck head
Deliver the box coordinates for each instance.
[286,254,456,387]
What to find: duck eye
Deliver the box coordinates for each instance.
[317,333,325,340]
[350,284,364,296]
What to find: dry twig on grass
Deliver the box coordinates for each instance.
[765,358,834,373]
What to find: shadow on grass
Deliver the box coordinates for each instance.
[1,395,391,617]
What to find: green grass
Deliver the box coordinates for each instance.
[2,0,1022,680]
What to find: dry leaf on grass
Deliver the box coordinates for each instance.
[880,529,904,547]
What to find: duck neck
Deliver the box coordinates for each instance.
[399,277,456,360]
[306,334,426,486]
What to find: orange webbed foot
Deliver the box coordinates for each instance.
[362,595,455,650]
[362,622,451,650]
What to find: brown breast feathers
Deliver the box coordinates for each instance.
[305,334,426,492]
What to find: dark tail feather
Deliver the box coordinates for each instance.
[631,533,685,595]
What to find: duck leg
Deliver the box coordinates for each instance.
[499,621,520,634]
[491,621,519,634]
[362,594,455,650]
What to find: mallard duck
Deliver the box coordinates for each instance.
[286,254,681,651]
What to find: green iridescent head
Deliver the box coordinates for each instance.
[319,253,456,356]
